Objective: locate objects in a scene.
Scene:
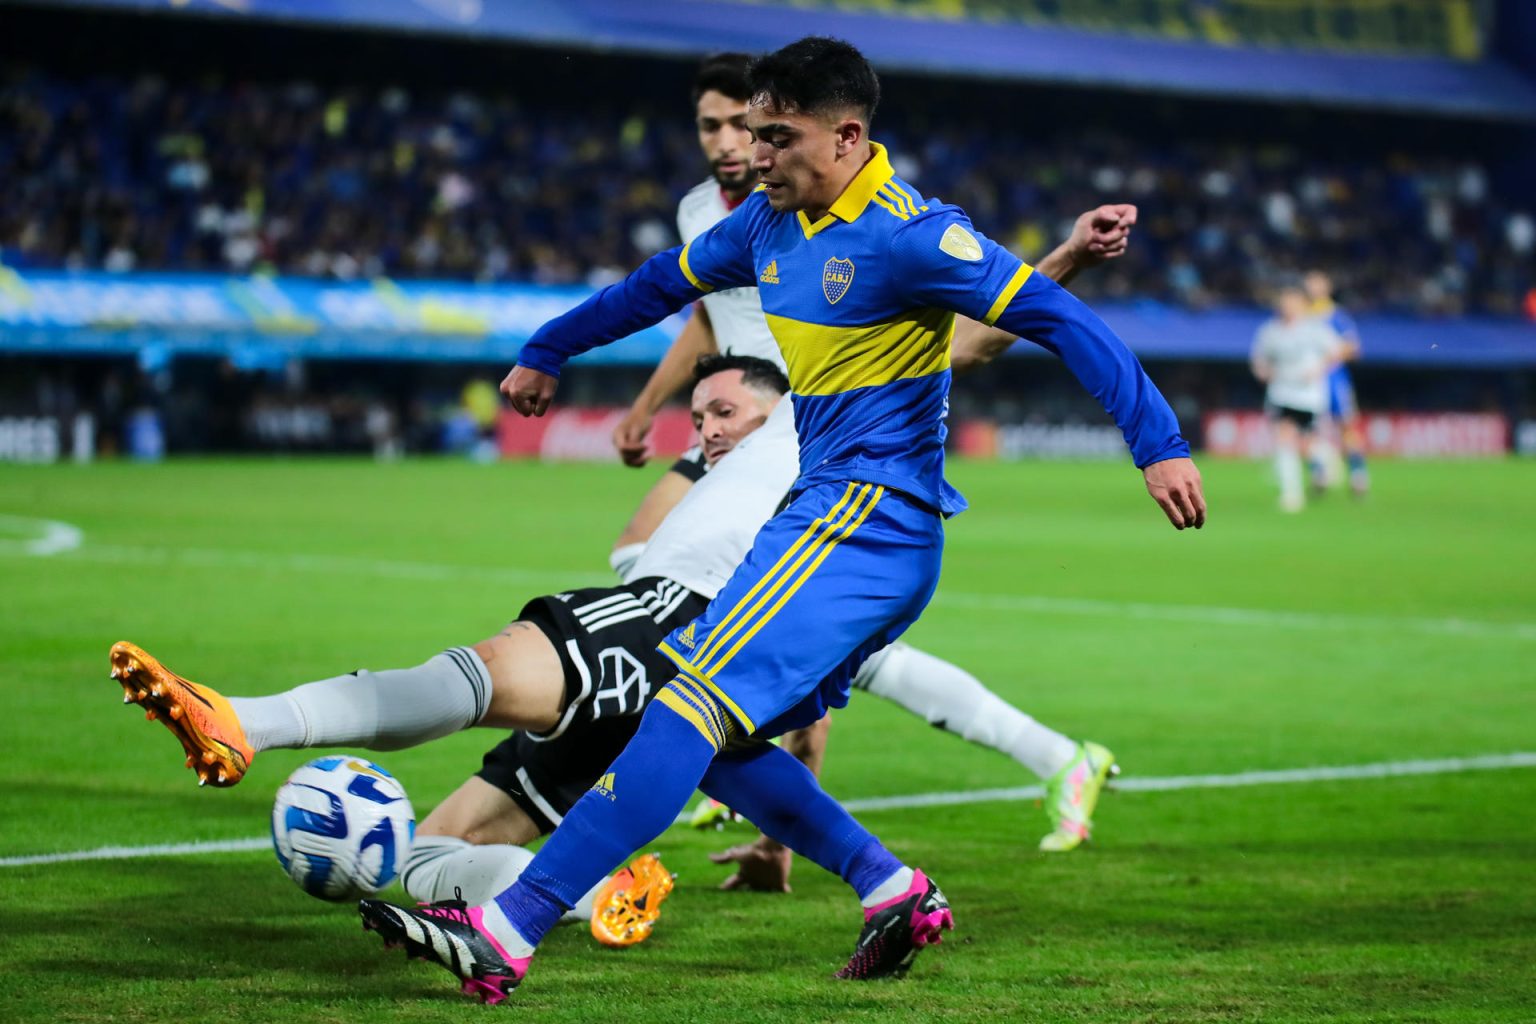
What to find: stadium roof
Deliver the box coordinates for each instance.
[18,0,1536,123]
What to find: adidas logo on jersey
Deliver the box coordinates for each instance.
[594,772,617,800]
[677,622,698,649]
[759,260,780,285]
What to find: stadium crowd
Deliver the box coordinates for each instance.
[2,68,1532,317]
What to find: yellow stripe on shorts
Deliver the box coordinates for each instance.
[694,484,874,675]
[704,486,885,678]
[691,483,859,669]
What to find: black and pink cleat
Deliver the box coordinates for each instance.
[359,889,530,1005]
[835,868,954,980]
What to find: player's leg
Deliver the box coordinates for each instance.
[1270,411,1305,512]
[1334,380,1370,496]
[110,606,568,785]
[854,641,1078,780]
[358,482,946,997]
[403,759,617,927]
[403,777,544,905]
[853,641,1116,851]
[698,737,953,978]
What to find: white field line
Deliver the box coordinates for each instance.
[932,591,1536,642]
[3,752,1532,869]
[4,536,1534,642]
[0,515,83,556]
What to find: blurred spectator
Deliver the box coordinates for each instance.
[0,66,1531,316]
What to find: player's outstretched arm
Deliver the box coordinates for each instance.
[501,248,706,416]
[996,275,1205,528]
[503,210,758,416]
[613,305,720,466]
[896,211,1203,529]
[952,204,1137,373]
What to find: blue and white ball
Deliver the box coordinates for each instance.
[271,756,415,901]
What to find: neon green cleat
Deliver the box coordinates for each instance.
[688,796,742,830]
[1038,742,1118,852]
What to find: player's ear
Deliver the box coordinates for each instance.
[833,116,864,157]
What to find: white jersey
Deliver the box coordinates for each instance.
[677,179,785,371]
[1252,317,1339,413]
[625,398,799,599]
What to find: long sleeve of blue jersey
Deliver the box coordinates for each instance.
[892,210,1189,468]
[516,208,759,377]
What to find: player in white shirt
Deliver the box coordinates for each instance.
[1251,285,1345,512]
[609,54,1138,866]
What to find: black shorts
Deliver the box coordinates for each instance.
[1267,404,1318,431]
[474,576,708,832]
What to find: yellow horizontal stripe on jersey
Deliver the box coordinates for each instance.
[706,486,885,679]
[658,642,758,734]
[671,675,731,745]
[983,261,1034,325]
[690,483,858,668]
[657,686,723,750]
[692,485,874,676]
[764,307,954,396]
[678,242,713,293]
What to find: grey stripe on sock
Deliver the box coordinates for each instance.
[444,647,491,726]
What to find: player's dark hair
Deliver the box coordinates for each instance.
[747,36,879,125]
[693,354,790,397]
[692,52,754,106]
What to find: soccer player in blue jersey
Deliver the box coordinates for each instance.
[358,37,1205,1002]
[1304,270,1370,497]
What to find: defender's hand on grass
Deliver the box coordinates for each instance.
[710,836,793,892]
[1144,456,1206,530]
[501,365,559,417]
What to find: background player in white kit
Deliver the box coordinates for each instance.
[609,53,1140,862]
[1251,285,1345,512]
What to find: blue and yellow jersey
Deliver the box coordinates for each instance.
[518,142,1188,514]
[1311,298,1360,389]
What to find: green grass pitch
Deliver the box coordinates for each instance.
[1,455,1533,1023]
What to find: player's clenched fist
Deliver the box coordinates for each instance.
[500,364,559,417]
[1073,203,1137,266]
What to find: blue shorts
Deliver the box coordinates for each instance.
[657,480,943,741]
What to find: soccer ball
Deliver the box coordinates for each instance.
[270,756,415,901]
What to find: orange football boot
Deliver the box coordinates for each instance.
[109,641,254,787]
[590,852,676,948]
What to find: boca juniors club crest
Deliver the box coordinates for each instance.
[822,257,855,304]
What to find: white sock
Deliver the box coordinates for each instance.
[228,647,492,753]
[609,542,646,580]
[860,866,915,909]
[402,835,602,923]
[476,898,538,959]
[854,642,1079,780]
[1275,447,1305,508]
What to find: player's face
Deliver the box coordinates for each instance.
[746,99,849,213]
[695,90,755,194]
[1303,272,1331,303]
[1277,290,1308,321]
[690,370,775,465]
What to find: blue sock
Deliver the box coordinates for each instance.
[492,688,719,947]
[700,741,903,899]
